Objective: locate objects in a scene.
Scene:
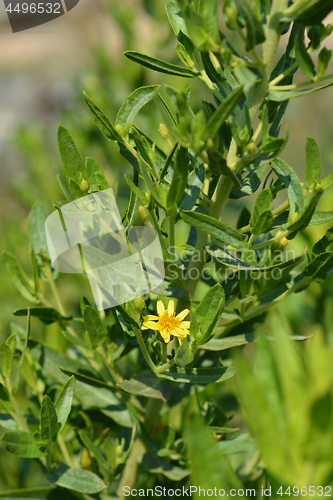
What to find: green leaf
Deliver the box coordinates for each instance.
[49,464,105,494]
[186,417,242,498]
[55,376,76,433]
[175,338,194,367]
[318,47,332,78]
[158,365,236,384]
[59,367,116,392]
[280,0,333,26]
[303,252,333,282]
[287,188,323,237]
[2,252,39,303]
[200,333,255,350]
[79,430,107,466]
[310,210,333,225]
[250,188,273,235]
[207,246,307,272]
[203,86,243,141]
[234,0,265,51]
[180,210,248,250]
[104,440,117,469]
[116,85,160,131]
[83,92,123,143]
[0,342,12,380]
[123,51,199,78]
[118,371,171,401]
[167,147,189,208]
[13,308,71,325]
[305,137,321,189]
[295,27,316,80]
[141,453,190,481]
[1,432,46,458]
[165,0,190,36]
[271,158,304,216]
[85,157,109,192]
[83,306,106,349]
[28,201,48,256]
[124,173,146,203]
[268,81,333,102]
[40,395,58,442]
[57,125,86,196]
[195,284,225,345]
[0,384,13,414]
[313,225,333,255]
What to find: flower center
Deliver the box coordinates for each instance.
[158,312,180,332]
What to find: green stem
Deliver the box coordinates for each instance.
[250,229,290,249]
[270,73,333,91]
[57,434,73,468]
[134,327,158,373]
[45,266,66,317]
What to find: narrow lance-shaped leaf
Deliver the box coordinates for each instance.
[83,306,106,349]
[116,85,160,131]
[84,157,109,192]
[234,0,265,51]
[13,307,71,325]
[313,225,333,255]
[268,81,333,102]
[175,339,194,368]
[167,147,189,208]
[271,158,304,216]
[40,395,58,442]
[57,125,86,196]
[303,252,333,282]
[48,464,106,494]
[180,210,248,250]
[165,0,190,36]
[55,376,76,433]
[0,342,12,381]
[305,137,321,189]
[195,284,225,345]
[287,188,323,237]
[250,188,273,235]
[295,26,316,80]
[2,252,39,303]
[83,92,123,143]
[123,51,200,78]
[203,86,243,141]
[28,201,48,256]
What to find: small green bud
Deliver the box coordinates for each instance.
[80,178,90,193]
[225,6,237,24]
[159,123,170,141]
[138,205,151,225]
[133,296,146,312]
[81,449,92,469]
[208,51,222,74]
[245,142,257,155]
[272,231,289,251]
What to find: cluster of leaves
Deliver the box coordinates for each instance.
[2,0,333,497]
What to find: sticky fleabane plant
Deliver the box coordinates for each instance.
[2,0,333,496]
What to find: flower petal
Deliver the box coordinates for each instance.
[143,315,159,321]
[175,327,189,337]
[142,321,160,330]
[167,299,174,316]
[160,329,170,343]
[157,301,165,316]
[176,308,189,321]
[179,321,190,329]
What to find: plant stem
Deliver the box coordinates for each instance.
[134,327,158,373]
[57,434,73,468]
[45,266,66,317]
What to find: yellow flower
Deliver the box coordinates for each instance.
[141,300,190,345]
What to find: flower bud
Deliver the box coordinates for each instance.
[80,179,90,193]
[159,123,170,141]
[138,205,150,224]
[225,6,237,24]
[272,231,289,251]
[246,142,257,155]
[133,296,146,312]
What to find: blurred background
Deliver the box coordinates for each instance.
[0,0,333,492]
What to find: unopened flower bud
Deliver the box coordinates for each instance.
[225,6,237,24]
[289,212,299,225]
[81,449,92,469]
[159,123,170,141]
[138,205,150,224]
[272,231,289,251]
[246,142,257,155]
[80,179,90,193]
[133,296,146,312]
